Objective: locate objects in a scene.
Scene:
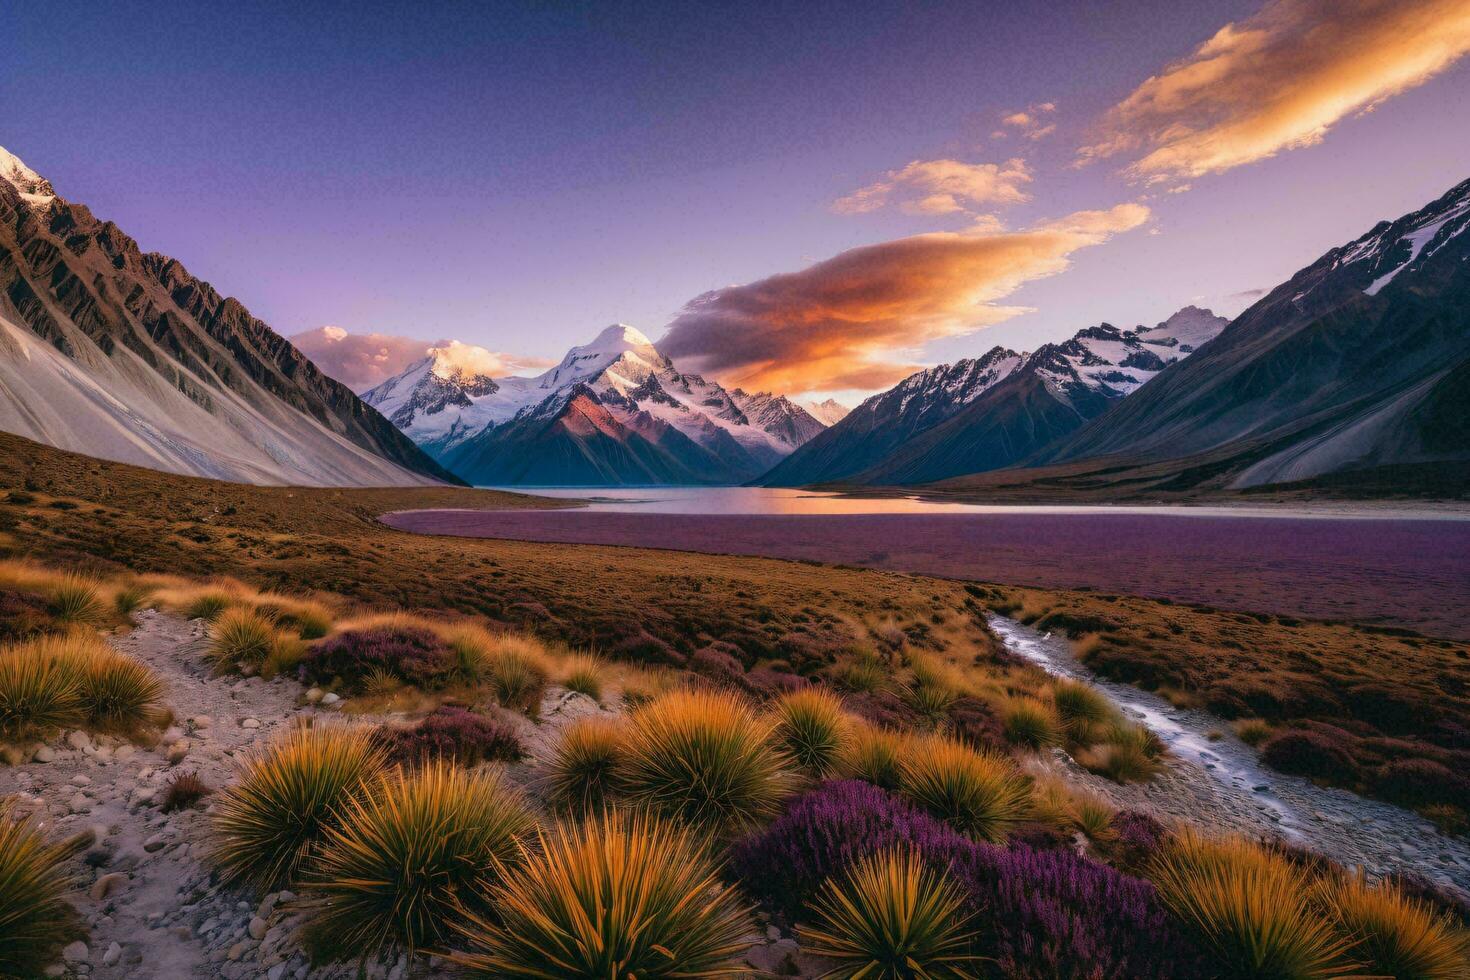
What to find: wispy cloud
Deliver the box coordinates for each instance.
[999,102,1058,141]
[1079,0,1470,181]
[658,203,1150,394]
[833,158,1032,216]
[290,326,551,392]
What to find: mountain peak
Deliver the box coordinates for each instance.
[584,323,655,353]
[426,340,507,382]
[0,145,56,205]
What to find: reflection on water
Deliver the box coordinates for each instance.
[481,485,1450,519]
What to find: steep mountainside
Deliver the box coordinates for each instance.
[800,398,851,426]
[1035,179,1470,487]
[761,307,1225,487]
[366,324,827,485]
[0,146,455,486]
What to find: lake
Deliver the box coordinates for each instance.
[384,487,1470,638]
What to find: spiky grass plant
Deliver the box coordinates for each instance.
[261,631,307,680]
[302,762,534,961]
[111,580,154,617]
[183,589,237,622]
[899,735,1032,842]
[560,653,605,701]
[904,681,958,731]
[1080,722,1166,784]
[47,574,104,625]
[1319,873,1469,980]
[209,723,385,893]
[256,596,334,640]
[1051,679,1116,742]
[771,687,850,777]
[74,641,165,734]
[0,636,83,739]
[208,606,277,674]
[1002,697,1063,751]
[798,849,978,980]
[1235,718,1273,747]
[836,725,907,791]
[0,804,82,978]
[453,810,755,978]
[623,688,794,835]
[160,771,213,812]
[488,637,551,717]
[834,654,886,694]
[443,624,494,682]
[1070,792,1119,845]
[544,716,628,815]
[1149,829,1355,979]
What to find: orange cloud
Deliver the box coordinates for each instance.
[658,203,1149,395]
[833,158,1032,216]
[1000,102,1058,141]
[1080,0,1470,180]
[290,326,551,392]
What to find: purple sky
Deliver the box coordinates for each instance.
[8,1,1469,400]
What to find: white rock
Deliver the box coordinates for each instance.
[320,693,340,705]
[304,688,324,704]
[102,943,122,967]
[66,730,93,752]
[241,718,261,730]
[32,744,56,763]
[62,940,89,962]
[142,833,169,853]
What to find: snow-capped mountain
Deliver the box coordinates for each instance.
[800,398,851,426]
[1036,177,1470,489]
[0,145,455,487]
[366,324,828,485]
[761,307,1226,487]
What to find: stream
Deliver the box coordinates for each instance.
[988,615,1470,897]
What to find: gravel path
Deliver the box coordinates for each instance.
[991,615,1470,900]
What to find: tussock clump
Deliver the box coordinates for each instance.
[255,595,334,640]
[486,636,551,716]
[182,589,240,622]
[209,724,386,893]
[209,606,276,673]
[1002,697,1063,750]
[161,771,213,812]
[1051,679,1117,741]
[303,762,533,961]
[833,651,887,694]
[111,580,153,617]
[0,636,83,739]
[1149,829,1354,979]
[1079,723,1165,784]
[559,653,605,701]
[1234,718,1273,747]
[798,849,977,980]
[1320,873,1470,980]
[381,706,522,766]
[835,725,907,792]
[904,681,958,730]
[771,687,850,777]
[543,716,628,816]
[900,735,1032,842]
[1260,729,1361,784]
[0,804,82,978]
[623,688,794,834]
[74,640,165,734]
[442,624,495,682]
[47,574,104,625]
[453,811,755,978]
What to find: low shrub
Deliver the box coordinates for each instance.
[834,726,906,791]
[798,849,978,980]
[1234,718,1273,747]
[160,772,212,812]
[1373,758,1470,809]
[300,627,457,692]
[0,804,82,978]
[900,735,1032,842]
[1051,679,1117,741]
[1106,809,1170,873]
[0,589,52,643]
[1260,729,1361,784]
[1002,697,1063,750]
[183,589,236,622]
[486,637,550,717]
[209,606,277,673]
[303,763,534,961]
[209,724,386,893]
[746,665,809,699]
[947,695,1008,752]
[1149,829,1354,979]
[453,811,755,978]
[771,687,850,777]
[543,716,628,815]
[559,653,604,701]
[1321,873,1469,980]
[46,574,104,625]
[1079,723,1165,784]
[622,688,794,834]
[74,641,165,734]
[381,706,522,766]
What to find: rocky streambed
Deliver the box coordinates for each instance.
[990,614,1470,899]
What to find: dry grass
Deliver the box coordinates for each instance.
[1318,873,1470,980]
[834,725,907,792]
[0,632,163,740]
[899,734,1032,842]
[0,803,82,977]
[770,687,851,777]
[542,716,628,816]
[559,653,605,702]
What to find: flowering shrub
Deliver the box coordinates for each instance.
[1105,809,1169,873]
[1259,729,1361,783]
[731,780,1206,978]
[381,706,522,766]
[300,627,456,691]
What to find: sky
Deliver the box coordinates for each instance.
[6,0,1469,402]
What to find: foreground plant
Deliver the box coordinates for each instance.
[1320,873,1469,980]
[209,723,385,893]
[798,849,978,980]
[835,725,906,791]
[0,804,82,978]
[0,635,83,739]
[74,640,165,734]
[900,735,1032,842]
[560,653,605,701]
[303,762,534,961]
[771,687,850,777]
[1002,697,1062,750]
[544,716,628,815]
[622,688,794,834]
[209,606,277,673]
[454,811,755,978]
[1149,830,1355,979]
[47,574,105,624]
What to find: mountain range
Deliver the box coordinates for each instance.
[0,146,455,487]
[362,324,829,485]
[759,307,1227,487]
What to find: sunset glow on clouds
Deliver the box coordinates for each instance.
[833,158,1033,216]
[290,326,552,392]
[659,203,1149,394]
[1079,0,1470,181]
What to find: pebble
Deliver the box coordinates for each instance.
[142,833,169,853]
[62,940,89,963]
[249,917,268,940]
[241,718,261,729]
[32,744,56,763]
[102,943,122,967]
[304,687,324,704]
[166,741,190,764]
[320,692,341,705]
[89,872,128,900]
